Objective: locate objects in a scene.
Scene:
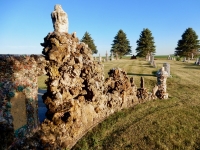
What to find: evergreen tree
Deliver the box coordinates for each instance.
[135,28,156,57]
[175,28,200,58]
[81,32,98,54]
[111,29,132,58]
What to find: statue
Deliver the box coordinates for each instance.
[51,4,69,32]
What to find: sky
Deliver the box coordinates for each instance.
[1,0,200,56]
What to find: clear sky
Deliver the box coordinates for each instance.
[1,0,200,56]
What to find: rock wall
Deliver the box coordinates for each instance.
[5,34,169,149]
[39,31,108,149]
[0,55,45,150]
[6,5,168,150]
[15,31,155,150]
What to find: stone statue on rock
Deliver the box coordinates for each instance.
[51,4,69,33]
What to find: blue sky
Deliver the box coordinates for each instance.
[1,0,200,56]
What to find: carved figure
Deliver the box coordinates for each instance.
[51,4,68,32]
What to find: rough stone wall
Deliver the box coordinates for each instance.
[6,33,169,149]
[27,32,146,150]
[6,4,169,149]
[38,31,106,149]
[0,55,45,150]
[6,31,139,149]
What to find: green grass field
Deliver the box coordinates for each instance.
[38,57,200,150]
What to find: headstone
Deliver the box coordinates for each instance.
[145,54,148,61]
[195,58,199,64]
[168,55,171,60]
[148,55,151,61]
[149,52,152,63]
[156,67,168,99]
[163,63,170,77]
[111,52,114,61]
[51,4,69,32]
[191,53,194,59]
[151,55,154,65]
[116,53,118,60]
[105,51,108,61]
[153,60,157,68]
[198,57,200,65]
[99,54,101,62]
[183,57,186,62]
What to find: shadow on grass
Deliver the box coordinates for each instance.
[127,72,156,77]
[183,66,200,70]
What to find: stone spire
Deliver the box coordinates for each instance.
[51,4,69,32]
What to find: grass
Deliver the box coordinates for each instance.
[38,57,200,150]
[37,75,47,89]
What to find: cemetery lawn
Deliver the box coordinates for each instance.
[38,58,200,150]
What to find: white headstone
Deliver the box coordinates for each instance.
[99,54,101,62]
[163,63,170,77]
[111,52,114,61]
[106,51,108,61]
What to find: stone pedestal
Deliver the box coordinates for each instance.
[0,55,45,149]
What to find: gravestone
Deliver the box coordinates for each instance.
[195,58,199,65]
[111,52,114,61]
[163,63,170,77]
[145,53,150,61]
[191,53,194,59]
[153,60,157,68]
[151,55,154,65]
[156,67,168,99]
[105,51,108,61]
[168,55,171,60]
[116,53,118,60]
[99,54,101,62]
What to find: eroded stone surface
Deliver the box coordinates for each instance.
[51,4,69,33]
[156,67,168,99]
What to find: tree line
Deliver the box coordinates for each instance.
[81,28,200,58]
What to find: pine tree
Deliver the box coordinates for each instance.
[111,29,132,58]
[81,32,98,54]
[135,28,156,57]
[175,28,200,58]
